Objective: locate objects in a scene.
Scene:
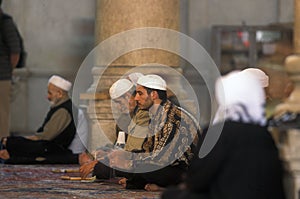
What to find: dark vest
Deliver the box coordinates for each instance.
[37,99,77,149]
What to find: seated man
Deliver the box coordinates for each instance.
[108,74,202,191]
[0,75,78,164]
[79,78,150,179]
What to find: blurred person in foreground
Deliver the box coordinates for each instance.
[162,70,285,199]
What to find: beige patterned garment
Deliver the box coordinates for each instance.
[124,109,150,152]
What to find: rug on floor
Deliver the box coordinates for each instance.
[0,164,161,199]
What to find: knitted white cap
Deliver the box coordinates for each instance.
[48,75,72,91]
[128,72,144,85]
[137,74,166,91]
[109,79,134,100]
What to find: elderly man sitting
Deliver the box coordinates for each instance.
[0,75,79,164]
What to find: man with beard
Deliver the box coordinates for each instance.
[0,75,78,164]
[79,77,150,179]
[109,74,201,191]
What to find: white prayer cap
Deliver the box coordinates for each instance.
[241,68,269,88]
[137,74,167,91]
[128,72,144,85]
[109,79,134,100]
[48,75,72,91]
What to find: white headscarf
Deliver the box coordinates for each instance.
[213,70,266,126]
[241,68,269,88]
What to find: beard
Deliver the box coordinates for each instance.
[48,98,59,106]
[48,100,55,106]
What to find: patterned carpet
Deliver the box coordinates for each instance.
[0,164,161,199]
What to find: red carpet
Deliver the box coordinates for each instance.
[0,164,161,199]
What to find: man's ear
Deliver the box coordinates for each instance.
[151,90,158,100]
[57,89,64,98]
[124,92,131,100]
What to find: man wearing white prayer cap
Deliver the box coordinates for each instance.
[47,75,72,105]
[127,72,144,86]
[0,75,79,164]
[109,78,149,152]
[80,78,150,179]
[48,75,72,91]
[109,78,136,114]
[106,74,201,191]
[110,78,133,99]
[137,74,167,91]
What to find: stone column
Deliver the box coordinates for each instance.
[93,0,181,82]
[295,0,300,54]
[83,0,182,151]
[275,0,300,114]
[272,1,300,198]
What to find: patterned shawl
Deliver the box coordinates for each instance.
[137,100,201,169]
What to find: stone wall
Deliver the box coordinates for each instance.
[1,0,295,134]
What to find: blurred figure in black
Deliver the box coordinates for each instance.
[0,0,21,138]
[162,71,285,199]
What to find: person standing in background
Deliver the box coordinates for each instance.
[0,0,21,138]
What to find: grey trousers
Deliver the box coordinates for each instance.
[0,80,11,139]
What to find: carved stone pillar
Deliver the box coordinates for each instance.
[295,0,300,54]
[273,1,300,198]
[83,0,182,151]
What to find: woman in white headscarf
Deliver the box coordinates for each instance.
[162,71,285,199]
[213,70,267,126]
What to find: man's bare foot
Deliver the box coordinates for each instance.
[118,178,127,188]
[79,160,97,179]
[79,152,93,166]
[0,149,10,160]
[144,183,165,192]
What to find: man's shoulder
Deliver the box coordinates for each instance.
[135,109,149,119]
[173,103,197,121]
[133,109,150,126]
[168,102,202,131]
[1,13,14,26]
[52,98,74,114]
[1,13,15,29]
[53,107,71,115]
[208,121,268,138]
[2,13,12,20]
[55,98,72,108]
